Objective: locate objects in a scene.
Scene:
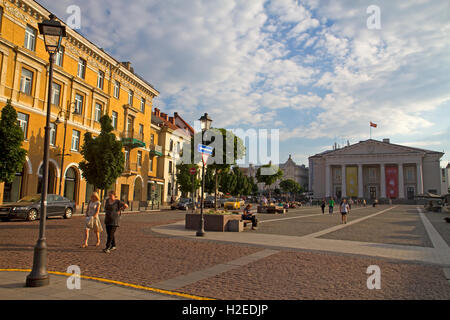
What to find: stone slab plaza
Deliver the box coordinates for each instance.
[0,205,449,300]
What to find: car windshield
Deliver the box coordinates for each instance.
[17,195,41,203]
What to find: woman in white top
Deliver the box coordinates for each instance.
[82,192,103,248]
[340,198,350,224]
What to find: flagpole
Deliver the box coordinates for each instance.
[370,124,372,139]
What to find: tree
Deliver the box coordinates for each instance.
[181,128,245,209]
[79,115,124,199]
[279,179,302,201]
[0,100,27,184]
[256,163,283,200]
[232,166,248,197]
[175,163,201,197]
[204,166,216,195]
[219,169,237,196]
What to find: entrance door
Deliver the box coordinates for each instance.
[121,184,129,203]
[3,171,24,202]
[369,186,377,200]
[407,187,415,200]
[335,186,342,199]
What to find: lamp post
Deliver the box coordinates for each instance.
[196,113,212,237]
[26,14,66,287]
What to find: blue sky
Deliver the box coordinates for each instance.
[39,0,450,167]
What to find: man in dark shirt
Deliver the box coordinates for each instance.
[242,204,258,230]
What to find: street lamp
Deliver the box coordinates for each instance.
[26,14,66,287]
[196,113,212,237]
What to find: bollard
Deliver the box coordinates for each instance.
[81,202,84,215]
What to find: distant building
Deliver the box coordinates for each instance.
[441,163,450,195]
[308,139,444,200]
[272,155,309,191]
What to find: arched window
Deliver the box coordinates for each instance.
[64,167,77,201]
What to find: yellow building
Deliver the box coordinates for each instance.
[0,0,164,208]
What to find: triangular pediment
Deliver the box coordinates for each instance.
[324,140,428,157]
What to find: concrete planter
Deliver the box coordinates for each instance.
[185,213,242,232]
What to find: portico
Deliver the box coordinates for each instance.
[309,139,443,201]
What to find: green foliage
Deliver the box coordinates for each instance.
[219,169,237,195]
[231,166,248,197]
[256,163,283,199]
[176,163,201,195]
[0,100,27,184]
[204,166,216,194]
[279,179,302,194]
[79,115,124,193]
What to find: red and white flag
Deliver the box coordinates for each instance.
[370,122,377,128]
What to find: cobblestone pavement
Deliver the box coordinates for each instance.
[320,207,433,247]
[423,210,450,246]
[177,250,450,300]
[1,205,449,300]
[0,211,260,290]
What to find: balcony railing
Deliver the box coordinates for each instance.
[149,143,163,157]
[123,162,139,175]
[121,131,145,149]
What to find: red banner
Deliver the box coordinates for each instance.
[385,166,398,198]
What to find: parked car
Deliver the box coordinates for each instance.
[204,196,216,208]
[0,194,75,222]
[224,198,242,210]
[172,198,195,211]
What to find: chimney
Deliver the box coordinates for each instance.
[169,116,175,125]
[121,61,131,70]
[160,112,168,121]
[383,138,390,143]
[154,108,160,117]
[174,112,178,118]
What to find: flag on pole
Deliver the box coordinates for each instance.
[370,122,377,128]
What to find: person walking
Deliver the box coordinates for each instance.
[242,204,258,230]
[328,197,335,214]
[363,199,366,207]
[340,198,350,224]
[320,199,326,214]
[82,192,103,248]
[103,190,128,253]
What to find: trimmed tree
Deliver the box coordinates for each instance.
[0,100,27,185]
[279,178,302,201]
[176,163,201,197]
[79,115,124,200]
[256,163,283,201]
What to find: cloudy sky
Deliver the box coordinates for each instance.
[39,0,450,167]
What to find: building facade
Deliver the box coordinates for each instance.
[308,139,444,201]
[441,163,450,195]
[152,108,193,204]
[0,0,162,206]
[272,155,309,191]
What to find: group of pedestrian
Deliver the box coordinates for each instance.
[82,190,128,253]
[320,197,350,224]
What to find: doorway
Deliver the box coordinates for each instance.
[369,186,377,200]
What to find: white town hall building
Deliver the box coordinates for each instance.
[308,139,444,201]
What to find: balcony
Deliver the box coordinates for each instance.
[123,162,139,176]
[121,131,145,149]
[149,143,163,157]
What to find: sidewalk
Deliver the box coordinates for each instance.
[0,270,191,300]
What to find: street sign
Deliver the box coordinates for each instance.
[190,167,196,175]
[198,144,213,155]
[202,153,210,165]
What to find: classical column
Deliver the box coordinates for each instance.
[341,165,346,198]
[358,164,363,198]
[398,163,405,199]
[380,163,386,198]
[417,162,424,194]
[325,164,331,198]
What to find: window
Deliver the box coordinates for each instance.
[149,157,153,171]
[150,134,155,145]
[49,122,56,146]
[128,90,133,107]
[20,68,33,95]
[114,81,120,99]
[51,82,61,106]
[112,111,118,129]
[177,142,180,154]
[77,58,86,79]
[169,160,173,174]
[137,151,142,167]
[127,116,134,131]
[368,168,376,180]
[139,124,144,139]
[71,130,80,151]
[24,25,36,51]
[169,139,173,152]
[97,70,104,89]
[406,167,414,181]
[140,97,145,112]
[74,93,84,114]
[95,103,102,122]
[55,46,64,67]
[124,150,129,165]
[17,112,29,139]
